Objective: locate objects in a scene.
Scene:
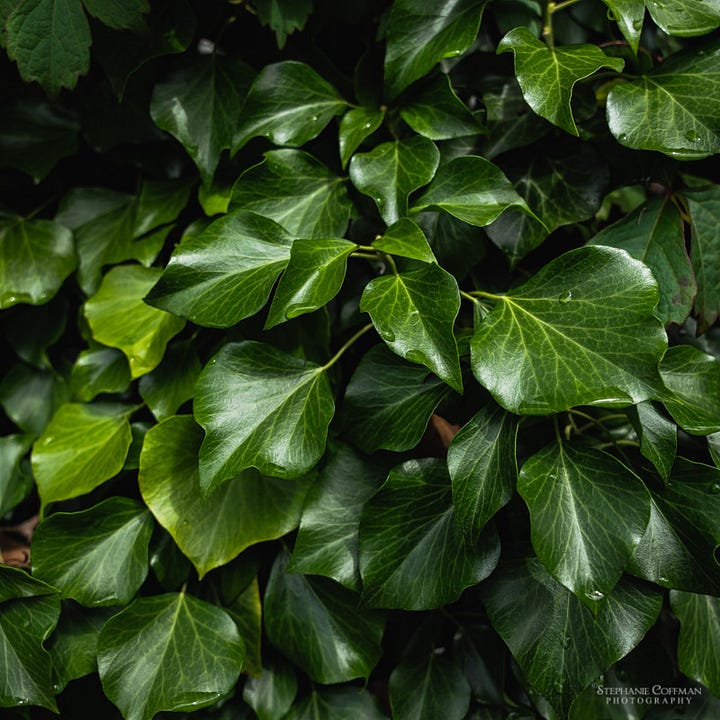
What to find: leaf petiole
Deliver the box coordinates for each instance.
[322,323,374,371]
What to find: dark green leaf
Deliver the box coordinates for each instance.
[0,434,33,515]
[359,458,499,609]
[3,300,67,369]
[284,687,387,720]
[264,548,384,683]
[471,246,667,414]
[601,0,644,52]
[646,0,720,37]
[70,347,131,402]
[220,576,263,676]
[97,593,245,720]
[629,402,677,483]
[372,218,436,263]
[709,432,720,467]
[254,0,312,47]
[81,0,148,30]
[243,655,297,720]
[338,107,384,169]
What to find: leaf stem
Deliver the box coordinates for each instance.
[384,253,399,275]
[469,289,502,301]
[543,0,585,48]
[460,290,481,306]
[553,415,563,447]
[322,323,374,370]
[351,252,381,260]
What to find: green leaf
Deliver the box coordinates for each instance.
[31,403,133,507]
[31,497,153,607]
[218,576,263,676]
[265,238,357,329]
[284,687,387,720]
[360,263,462,391]
[81,0,148,30]
[340,344,452,453]
[411,155,539,229]
[234,61,347,152]
[384,0,488,100]
[229,150,351,238]
[70,347,131,402]
[591,197,694,325]
[0,434,33,515]
[84,265,185,379]
[338,107,384,169]
[254,0,313,48]
[606,41,720,160]
[243,655,297,720]
[358,458,499,609]
[470,246,667,414]
[660,345,720,435]
[139,416,311,578]
[400,74,482,140]
[3,300,67,369]
[5,0,90,95]
[646,0,720,37]
[0,217,76,309]
[481,559,662,717]
[372,218,436,263]
[498,27,624,135]
[151,55,255,185]
[518,444,651,609]
[289,443,385,590]
[448,402,518,539]
[349,136,439,225]
[265,548,384,683]
[145,211,292,328]
[97,593,245,720]
[670,591,720,696]
[629,401,677,483]
[602,0,644,52]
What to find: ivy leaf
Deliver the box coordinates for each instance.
[660,345,720,435]
[264,548,385,683]
[470,246,667,414]
[5,0,90,95]
[31,403,133,508]
[338,107,384,169]
[629,401,677,483]
[349,136,439,225]
[670,591,720,696]
[340,344,452,453]
[518,444,651,610]
[0,217,75,309]
[265,238,357,329]
[384,0,488,100]
[709,432,720,468]
[139,416,311,578]
[358,458,500,609]
[448,402,518,540]
[243,655,297,720]
[151,55,255,185]
[70,347,131,403]
[646,0,720,37]
[607,41,720,160]
[411,155,540,229]
[498,27,624,135]
[284,687,387,720]
[360,263,463,391]
[229,150,351,238]
[0,434,33,515]
[31,498,153,607]
[3,300,67,370]
[97,593,245,720]
[590,196,695,325]
[372,218,436,264]
[81,0,148,30]
[84,265,185,379]
[234,61,347,152]
[601,0,644,52]
[145,211,293,328]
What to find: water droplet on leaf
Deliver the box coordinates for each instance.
[558,290,572,304]
[286,304,315,319]
[585,589,605,601]
[379,329,395,342]
[632,18,643,30]
[618,133,628,143]
[364,122,373,129]
[684,130,701,144]
[658,576,670,585]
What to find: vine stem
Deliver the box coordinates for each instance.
[322,323,374,371]
[543,0,585,48]
[460,290,481,305]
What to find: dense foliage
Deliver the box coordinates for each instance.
[1,0,720,718]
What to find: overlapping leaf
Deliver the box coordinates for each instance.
[70,347,131,402]
[629,401,677,483]
[602,0,644,52]
[339,107,384,168]
[284,687,388,720]
[646,0,720,37]
[243,655,297,720]
[0,434,33,515]
[372,218,436,263]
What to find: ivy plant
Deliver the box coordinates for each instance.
[1,0,720,718]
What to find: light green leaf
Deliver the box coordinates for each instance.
[81,0,148,30]
[0,217,75,309]
[483,560,662,717]
[84,265,185,379]
[265,547,384,683]
[284,687,387,720]
[607,41,720,160]
[234,61,347,151]
[360,263,462,391]
[372,218,436,263]
[340,344,452,453]
[32,497,153,607]
[97,593,245,720]
[411,155,539,229]
[646,0,720,37]
[602,0,644,52]
[498,27,624,135]
[359,458,500,609]
[243,654,297,720]
[518,444,651,610]
[254,0,313,48]
[265,238,357,328]
[70,347,131,402]
[6,0,90,95]
[671,591,720,696]
[591,197,695,325]
[629,402,677,483]
[145,211,292,328]
[471,246,667,414]
[151,55,255,185]
[229,149,351,238]
[349,136,439,224]
[0,434,33,515]
[339,107,384,169]
[31,403,133,507]
[139,416,311,578]
[660,345,720,435]
[448,402,518,539]
[384,0,488,100]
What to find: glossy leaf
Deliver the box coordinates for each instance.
[97,593,245,720]
[264,548,384,683]
[358,458,500,609]
[219,576,263,677]
[629,401,677,483]
[284,687,387,720]
[349,136,439,225]
[139,416,311,578]
[31,497,153,606]
[81,0,148,29]
[145,211,293,328]
[338,107,384,169]
[372,218,436,263]
[243,655,298,720]
[602,0,644,52]
[471,246,666,414]
[254,0,312,47]
[0,433,33,515]
[646,0,720,37]
[70,347,131,402]
[498,27,624,135]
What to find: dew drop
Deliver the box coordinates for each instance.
[43,436,54,445]
[432,646,446,655]
[380,329,395,342]
[406,349,428,366]
[558,290,572,304]
[684,130,701,144]
[710,484,720,494]
[375,196,384,206]
[364,122,373,129]
[286,303,314,319]
[618,133,628,143]
[658,576,670,585]
[632,18,643,30]
[585,589,605,602]
[311,115,318,122]
[128,355,137,367]
[6,295,16,304]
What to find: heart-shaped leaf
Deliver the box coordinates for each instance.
[70,347,131,403]
[372,218,436,263]
[601,0,644,52]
